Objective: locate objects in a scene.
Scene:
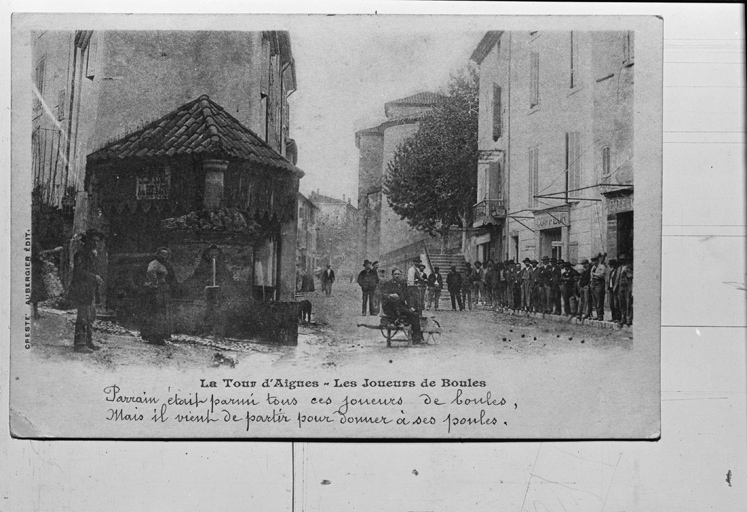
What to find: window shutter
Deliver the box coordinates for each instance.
[528,147,539,208]
[492,84,502,141]
[34,58,46,110]
[57,89,66,121]
[86,34,97,80]
[530,52,539,107]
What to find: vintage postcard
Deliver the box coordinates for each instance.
[10,13,661,438]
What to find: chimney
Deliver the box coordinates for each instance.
[343,194,346,202]
[203,158,228,211]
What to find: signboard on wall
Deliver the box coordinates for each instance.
[607,193,634,215]
[534,210,569,229]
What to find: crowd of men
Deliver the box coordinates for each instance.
[356,254,633,329]
[445,253,633,326]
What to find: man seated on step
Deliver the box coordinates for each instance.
[378,267,424,344]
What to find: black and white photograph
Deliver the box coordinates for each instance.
[10,13,662,438]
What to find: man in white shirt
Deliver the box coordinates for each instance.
[406,258,423,313]
[590,253,608,321]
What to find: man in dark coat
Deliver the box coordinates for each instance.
[559,261,579,316]
[379,267,424,343]
[461,262,474,311]
[356,260,378,316]
[321,264,336,297]
[67,229,104,353]
[426,266,444,311]
[446,265,464,311]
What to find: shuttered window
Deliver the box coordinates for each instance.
[528,147,539,208]
[623,31,634,65]
[57,89,66,121]
[570,31,579,88]
[492,83,502,141]
[86,34,97,80]
[566,132,581,192]
[602,146,611,177]
[34,58,45,110]
[260,37,270,97]
[530,52,539,108]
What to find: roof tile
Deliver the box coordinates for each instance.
[88,95,302,176]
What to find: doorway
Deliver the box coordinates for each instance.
[617,211,634,258]
[540,228,562,260]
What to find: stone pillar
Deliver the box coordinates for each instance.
[203,159,228,211]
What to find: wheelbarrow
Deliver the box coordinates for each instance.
[357,316,441,347]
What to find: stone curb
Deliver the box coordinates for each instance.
[477,305,632,331]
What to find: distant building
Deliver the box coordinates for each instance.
[297,192,319,277]
[356,92,447,269]
[470,30,634,263]
[309,191,359,278]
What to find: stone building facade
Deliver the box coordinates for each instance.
[470,30,634,264]
[32,30,300,301]
[309,191,360,279]
[356,92,446,267]
[297,192,318,277]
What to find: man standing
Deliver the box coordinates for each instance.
[559,261,578,316]
[461,262,474,311]
[607,259,620,322]
[541,256,553,314]
[591,253,608,321]
[520,258,532,312]
[426,266,444,311]
[371,261,381,314]
[617,254,633,326]
[406,258,423,314]
[446,265,464,311]
[321,264,336,297]
[417,264,428,309]
[472,261,484,305]
[356,260,378,316]
[577,258,592,320]
[67,229,105,353]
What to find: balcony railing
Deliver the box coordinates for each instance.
[473,198,506,225]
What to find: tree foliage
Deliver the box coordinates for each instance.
[383,66,479,239]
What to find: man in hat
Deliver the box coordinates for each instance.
[607,259,620,322]
[531,260,543,313]
[552,259,563,314]
[446,265,464,311]
[461,261,474,311]
[591,253,608,320]
[417,264,428,308]
[405,258,424,314]
[67,229,105,353]
[426,266,444,311]
[520,258,532,312]
[321,264,336,297]
[577,258,593,320]
[559,261,578,316]
[540,256,553,314]
[617,254,633,326]
[472,261,485,306]
[371,261,381,313]
[356,260,378,316]
[380,267,424,343]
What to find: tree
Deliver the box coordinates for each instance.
[382,66,479,252]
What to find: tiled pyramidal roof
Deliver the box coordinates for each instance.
[88,95,302,175]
